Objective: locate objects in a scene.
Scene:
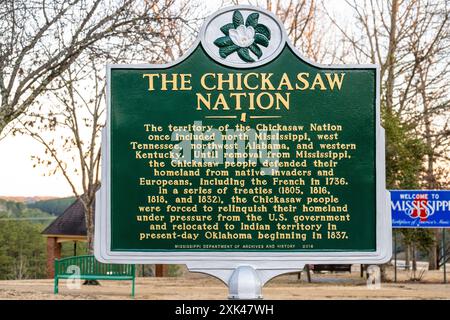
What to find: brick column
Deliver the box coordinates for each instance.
[47,237,62,278]
[155,264,169,277]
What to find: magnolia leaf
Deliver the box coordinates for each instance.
[219,45,240,58]
[214,36,233,47]
[245,13,259,27]
[254,33,269,47]
[233,10,244,28]
[220,23,235,36]
[255,24,271,40]
[248,44,262,59]
[237,47,255,62]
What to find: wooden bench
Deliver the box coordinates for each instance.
[54,255,135,297]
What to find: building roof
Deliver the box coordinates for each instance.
[41,198,87,237]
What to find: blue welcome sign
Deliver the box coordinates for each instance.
[390,190,450,228]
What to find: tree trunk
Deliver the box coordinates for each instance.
[82,197,97,285]
[86,206,95,254]
[405,243,411,270]
[379,264,388,281]
[423,81,438,271]
[82,195,95,254]
[385,0,399,114]
[435,229,441,270]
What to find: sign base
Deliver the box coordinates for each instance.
[228,266,263,299]
[187,265,303,299]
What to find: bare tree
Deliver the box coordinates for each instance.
[0,0,194,137]
[328,0,450,270]
[229,0,338,63]
[11,0,200,253]
[19,61,104,253]
[410,3,450,269]
[324,0,410,111]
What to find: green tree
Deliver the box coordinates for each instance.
[0,215,47,279]
[384,109,427,190]
[383,109,433,273]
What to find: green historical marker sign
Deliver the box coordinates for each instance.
[95,5,391,298]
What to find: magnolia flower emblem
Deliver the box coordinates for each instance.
[229,25,255,47]
[213,10,271,62]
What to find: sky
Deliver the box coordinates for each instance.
[0,135,74,197]
[0,1,351,198]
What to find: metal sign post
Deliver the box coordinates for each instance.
[394,231,397,283]
[443,228,447,284]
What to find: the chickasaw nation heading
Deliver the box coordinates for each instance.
[142,72,346,111]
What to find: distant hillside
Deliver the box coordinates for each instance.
[0,198,27,214]
[0,196,59,203]
[28,197,76,216]
[0,198,54,221]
